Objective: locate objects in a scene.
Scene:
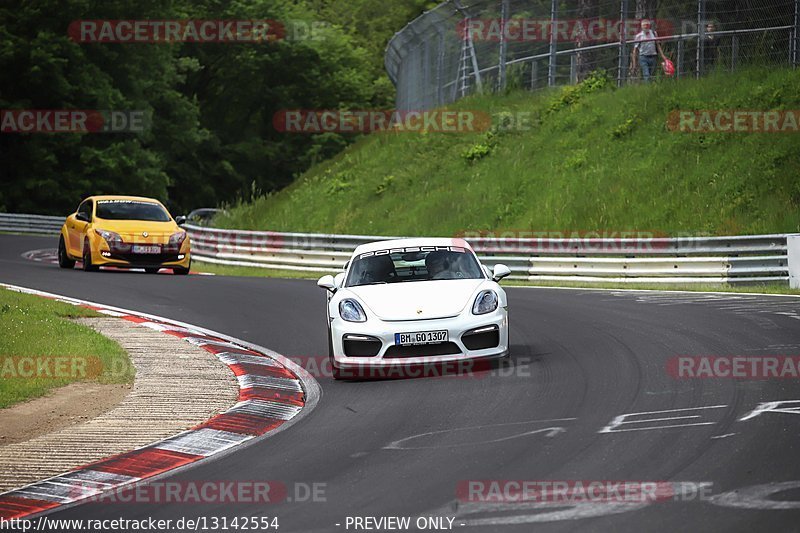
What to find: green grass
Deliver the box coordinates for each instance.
[218,67,800,237]
[0,288,134,408]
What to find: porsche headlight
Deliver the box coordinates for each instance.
[472,290,498,315]
[96,229,122,244]
[339,299,367,322]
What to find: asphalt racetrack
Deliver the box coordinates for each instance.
[2,234,800,532]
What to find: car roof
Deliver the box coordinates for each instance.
[86,195,163,204]
[352,237,475,257]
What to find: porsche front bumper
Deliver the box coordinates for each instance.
[330,306,508,369]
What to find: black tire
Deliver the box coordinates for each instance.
[82,241,98,272]
[57,236,75,269]
[173,258,191,275]
[145,267,160,274]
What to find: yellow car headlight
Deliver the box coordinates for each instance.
[96,229,122,245]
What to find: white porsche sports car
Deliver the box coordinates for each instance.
[317,238,511,379]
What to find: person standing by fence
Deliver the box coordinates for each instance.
[704,22,720,71]
[630,19,668,82]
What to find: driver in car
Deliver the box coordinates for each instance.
[425,251,452,280]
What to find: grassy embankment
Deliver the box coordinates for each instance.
[195,68,800,293]
[0,288,134,408]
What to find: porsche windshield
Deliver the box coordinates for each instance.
[345,246,484,287]
[95,200,171,221]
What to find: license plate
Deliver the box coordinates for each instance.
[395,330,448,346]
[132,245,161,254]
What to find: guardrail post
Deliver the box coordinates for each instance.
[548,0,558,87]
[788,235,800,288]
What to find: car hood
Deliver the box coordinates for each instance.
[346,279,486,321]
[92,220,181,242]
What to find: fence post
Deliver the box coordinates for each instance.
[788,235,800,288]
[570,54,577,84]
[531,60,538,90]
[696,0,705,78]
[422,37,431,108]
[617,0,629,87]
[731,34,737,72]
[467,28,483,93]
[548,0,558,86]
[498,0,509,91]
[676,37,683,78]
[436,30,445,106]
[794,0,799,67]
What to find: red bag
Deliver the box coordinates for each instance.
[662,58,675,77]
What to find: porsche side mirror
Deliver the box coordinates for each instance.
[492,264,511,281]
[75,212,89,222]
[317,275,336,292]
[175,215,187,226]
[333,272,346,289]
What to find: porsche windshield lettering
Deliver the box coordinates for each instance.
[346,246,483,287]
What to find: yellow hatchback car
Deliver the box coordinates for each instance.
[58,195,191,274]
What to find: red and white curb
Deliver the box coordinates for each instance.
[0,283,320,520]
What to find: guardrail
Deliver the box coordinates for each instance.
[185,223,794,285]
[1,213,794,285]
[0,213,63,235]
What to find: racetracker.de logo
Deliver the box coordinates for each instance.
[667,110,800,133]
[68,20,286,43]
[456,230,672,254]
[0,110,148,133]
[272,110,492,134]
[667,356,800,379]
[457,18,675,42]
[287,356,532,380]
[457,480,712,504]
[0,356,106,379]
